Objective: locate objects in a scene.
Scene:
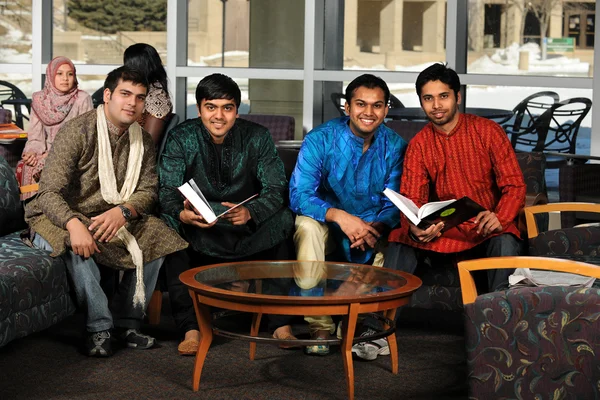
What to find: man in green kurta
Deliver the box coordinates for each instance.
[158,73,293,355]
[25,67,188,357]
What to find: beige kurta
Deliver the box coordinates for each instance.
[25,109,188,270]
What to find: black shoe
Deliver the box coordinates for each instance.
[84,330,113,357]
[117,328,155,349]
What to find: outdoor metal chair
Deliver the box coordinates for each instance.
[330,92,346,116]
[389,94,405,109]
[508,97,592,169]
[0,80,31,129]
[501,90,559,131]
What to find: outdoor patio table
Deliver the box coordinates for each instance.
[387,107,514,121]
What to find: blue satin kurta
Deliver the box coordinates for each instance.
[289,116,407,263]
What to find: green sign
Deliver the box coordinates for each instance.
[545,37,575,53]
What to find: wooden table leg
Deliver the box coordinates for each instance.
[249,312,262,360]
[341,302,360,400]
[190,290,213,392]
[384,307,399,374]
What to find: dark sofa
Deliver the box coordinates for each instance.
[0,155,75,348]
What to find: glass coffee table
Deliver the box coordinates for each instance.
[179,260,422,400]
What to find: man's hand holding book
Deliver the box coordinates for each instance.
[180,199,218,229]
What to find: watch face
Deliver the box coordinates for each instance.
[120,205,132,220]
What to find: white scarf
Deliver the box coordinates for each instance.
[96,105,146,308]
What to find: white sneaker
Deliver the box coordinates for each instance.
[351,328,390,361]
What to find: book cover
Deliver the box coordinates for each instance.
[417,196,486,231]
[178,179,217,223]
[383,188,485,232]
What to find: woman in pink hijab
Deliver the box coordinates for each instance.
[18,56,93,200]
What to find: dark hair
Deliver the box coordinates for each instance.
[415,63,461,98]
[104,66,148,94]
[195,73,241,108]
[123,43,168,92]
[345,74,390,105]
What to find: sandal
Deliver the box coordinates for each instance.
[178,338,199,356]
[273,326,300,349]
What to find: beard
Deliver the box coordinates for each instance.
[427,105,459,128]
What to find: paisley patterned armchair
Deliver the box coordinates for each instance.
[458,256,600,399]
[0,155,75,348]
[525,203,600,265]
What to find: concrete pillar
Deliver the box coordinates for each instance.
[504,0,525,46]
[343,0,361,61]
[248,0,304,139]
[380,0,404,69]
[422,0,445,53]
[548,1,563,39]
[468,0,484,52]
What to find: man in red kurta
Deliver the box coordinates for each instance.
[385,63,526,292]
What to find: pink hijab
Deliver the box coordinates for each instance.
[31,56,81,126]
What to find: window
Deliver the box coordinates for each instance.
[340,0,447,71]
[52,0,167,64]
[0,0,32,63]
[467,1,595,77]
[187,0,304,69]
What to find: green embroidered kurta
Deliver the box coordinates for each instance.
[25,109,188,270]
[158,118,293,258]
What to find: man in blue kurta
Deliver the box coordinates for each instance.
[288,74,408,356]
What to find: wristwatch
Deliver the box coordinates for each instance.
[118,205,132,221]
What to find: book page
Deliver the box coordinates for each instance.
[215,193,259,218]
[188,178,210,208]
[419,199,456,220]
[178,182,217,224]
[383,188,420,226]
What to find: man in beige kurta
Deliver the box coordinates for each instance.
[25,66,187,357]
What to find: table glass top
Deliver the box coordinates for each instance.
[191,261,414,299]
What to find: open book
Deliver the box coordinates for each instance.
[178,178,258,224]
[383,188,485,231]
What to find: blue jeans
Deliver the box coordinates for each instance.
[33,234,163,333]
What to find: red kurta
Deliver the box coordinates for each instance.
[388,113,526,253]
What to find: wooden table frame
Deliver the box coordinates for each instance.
[180,262,422,400]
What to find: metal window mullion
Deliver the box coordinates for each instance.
[167,0,188,117]
[303,0,316,135]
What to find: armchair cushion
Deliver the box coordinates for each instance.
[465,285,600,398]
[528,225,600,263]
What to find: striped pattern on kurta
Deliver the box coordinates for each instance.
[388,113,526,253]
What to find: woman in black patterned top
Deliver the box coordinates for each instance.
[124,43,173,146]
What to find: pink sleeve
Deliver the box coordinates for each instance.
[22,109,46,155]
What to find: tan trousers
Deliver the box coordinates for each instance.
[293,216,384,334]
